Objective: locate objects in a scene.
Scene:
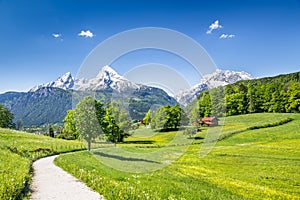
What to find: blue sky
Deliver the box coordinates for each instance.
[0,0,300,93]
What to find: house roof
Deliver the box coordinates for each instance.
[201,117,217,121]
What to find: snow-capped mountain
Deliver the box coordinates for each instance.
[30,72,74,92]
[21,65,178,125]
[175,83,209,107]
[30,65,140,92]
[200,69,253,88]
[175,69,254,106]
[74,65,140,92]
[30,66,254,107]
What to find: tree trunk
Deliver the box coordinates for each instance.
[88,141,91,151]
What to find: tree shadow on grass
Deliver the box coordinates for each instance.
[121,140,154,144]
[94,152,160,164]
[194,136,204,140]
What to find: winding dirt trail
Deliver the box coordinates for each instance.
[30,155,103,200]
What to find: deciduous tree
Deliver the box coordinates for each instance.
[0,104,14,128]
[62,110,78,139]
[74,97,104,151]
[143,110,152,126]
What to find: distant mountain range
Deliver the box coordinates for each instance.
[30,72,75,92]
[0,65,254,126]
[175,70,253,105]
[0,66,178,126]
[30,66,140,93]
[30,66,253,106]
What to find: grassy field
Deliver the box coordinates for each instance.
[0,128,85,200]
[55,113,300,199]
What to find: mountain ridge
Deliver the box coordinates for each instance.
[30,65,140,93]
[175,69,254,106]
[0,66,256,126]
[29,66,254,107]
[30,72,75,92]
[0,66,178,126]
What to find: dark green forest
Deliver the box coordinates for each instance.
[0,85,177,126]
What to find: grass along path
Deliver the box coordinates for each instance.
[0,128,85,200]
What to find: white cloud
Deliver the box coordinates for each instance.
[52,33,62,38]
[206,20,222,34]
[219,34,235,39]
[78,30,95,38]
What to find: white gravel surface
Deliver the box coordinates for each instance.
[30,155,103,200]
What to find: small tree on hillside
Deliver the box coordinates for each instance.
[49,125,54,137]
[190,104,200,126]
[116,107,131,141]
[102,102,131,143]
[0,104,14,128]
[62,110,78,139]
[102,106,119,145]
[143,110,152,126]
[183,127,197,139]
[16,119,24,131]
[151,105,186,130]
[151,106,167,130]
[198,91,212,117]
[74,97,104,151]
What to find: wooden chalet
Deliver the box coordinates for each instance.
[201,116,218,126]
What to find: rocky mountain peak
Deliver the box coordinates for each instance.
[30,72,74,92]
[175,69,254,106]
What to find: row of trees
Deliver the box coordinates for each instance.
[143,105,188,131]
[0,104,14,128]
[190,81,300,120]
[62,97,131,150]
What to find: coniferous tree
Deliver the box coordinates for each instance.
[49,125,55,137]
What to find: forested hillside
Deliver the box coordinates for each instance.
[191,71,300,118]
[0,85,177,126]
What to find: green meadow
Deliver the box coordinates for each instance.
[1,113,299,199]
[54,113,300,199]
[0,129,85,200]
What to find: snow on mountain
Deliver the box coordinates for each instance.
[175,69,254,106]
[74,65,140,92]
[175,83,209,107]
[201,69,253,89]
[30,72,74,92]
[30,65,140,92]
[29,66,254,107]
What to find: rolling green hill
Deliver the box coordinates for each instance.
[1,113,299,199]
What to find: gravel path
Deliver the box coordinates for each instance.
[30,155,103,200]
